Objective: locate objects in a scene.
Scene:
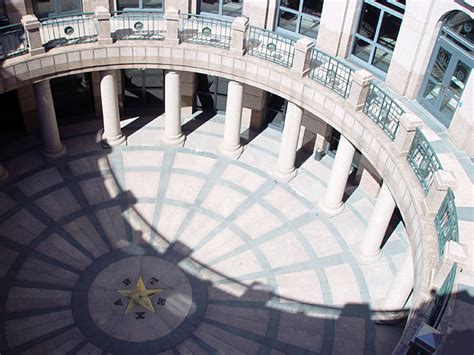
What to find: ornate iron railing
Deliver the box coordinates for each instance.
[363,83,403,140]
[246,26,295,68]
[407,128,442,195]
[40,13,98,49]
[428,263,456,328]
[111,11,165,41]
[308,48,353,98]
[179,14,231,49]
[435,188,459,256]
[0,23,28,59]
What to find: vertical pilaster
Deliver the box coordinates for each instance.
[291,38,314,77]
[33,80,66,159]
[219,81,244,159]
[95,6,113,45]
[162,71,185,146]
[394,113,423,155]
[319,135,355,216]
[424,171,456,218]
[230,16,249,56]
[347,69,372,112]
[100,70,126,147]
[357,183,396,263]
[274,102,303,182]
[165,7,180,45]
[21,15,45,56]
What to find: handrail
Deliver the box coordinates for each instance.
[435,188,459,256]
[179,13,232,49]
[39,13,98,50]
[246,26,295,69]
[407,128,442,195]
[363,83,403,140]
[308,47,353,98]
[0,23,28,59]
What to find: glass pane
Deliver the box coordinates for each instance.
[299,16,319,38]
[352,37,371,63]
[422,79,441,103]
[377,12,401,50]
[446,11,473,45]
[449,60,470,97]
[372,47,392,73]
[201,0,219,14]
[117,0,139,10]
[143,0,163,9]
[280,0,299,11]
[217,77,229,95]
[439,92,458,125]
[35,0,54,18]
[222,0,242,17]
[357,3,380,40]
[302,0,322,17]
[278,9,298,32]
[431,47,451,82]
[59,0,80,13]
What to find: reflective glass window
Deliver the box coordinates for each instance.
[377,12,401,50]
[200,0,242,17]
[276,0,323,40]
[357,3,380,40]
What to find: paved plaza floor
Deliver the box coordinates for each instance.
[0,112,410,354]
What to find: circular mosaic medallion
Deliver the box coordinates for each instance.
[64,26,75,35]
[134,21,144,31]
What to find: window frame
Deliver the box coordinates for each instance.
[33,0,83,19]
[117,0,164,12]
[275,0,323,41]
[349,0,405,78]
[199,0,243,19]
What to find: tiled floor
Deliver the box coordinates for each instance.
[0,112,410,354]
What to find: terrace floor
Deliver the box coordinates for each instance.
[0,111,410,354]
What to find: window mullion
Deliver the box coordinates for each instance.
[369,8,385,66]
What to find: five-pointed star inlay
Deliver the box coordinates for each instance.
[116,276,165,314]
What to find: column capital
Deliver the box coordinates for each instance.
[95,6,111,20]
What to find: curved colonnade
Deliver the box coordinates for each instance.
[0,10,466,353]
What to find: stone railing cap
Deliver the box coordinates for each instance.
[295,37,314,50]
[445,240,468,265]
[433,170,456,190]
[352,69,373,85]
[232,16,249,31]
[399,112,423,130]
[165,7,180,20]
[95,6,111,20]
[21,14,40,29]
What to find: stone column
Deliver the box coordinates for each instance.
[291,38,314,77]
[319,135,355,216]
[357,183,396,263]
[162,71,185,146]
[21,15,45,56]
[219,81,244,158]
[165,7,180,45]
[33,80,66,160]
[0,163,8,183]
[95,6,113,45]
[347,69,373,112]
[230,16,249,56]
[378,252,414,313]
[100,71,126,147]
[274,102,303,182]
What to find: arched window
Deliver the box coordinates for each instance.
[418,11,473,128]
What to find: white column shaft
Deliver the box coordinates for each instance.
[100,71,125,146]
[33,80,66,159]
[358,183,396,262]
[220,81,244,158]
[275,102,303,181]
[380,252,414,311]
[320,135,355,216]
[162,71,185,146]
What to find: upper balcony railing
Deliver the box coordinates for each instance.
[309,48,353,98]
[179,13,231,49]
[435,188,459,256]
[363,83,403,140]
[111,11,165,41]
[0,23,28,59]
[39,13,98,50]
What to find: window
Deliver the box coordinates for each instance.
[199,0,242,18]
[350,0,405,76]
[0,0,8,26]
[117,0,163,11]
[33,0,82,18]
[276,0,323,40]
[196,74,229,113]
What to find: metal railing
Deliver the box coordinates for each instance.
[435,188,459,256]
[308,48,353,98]
[179,14,231,49]
[407,128,442,195]
[0,23,28,59]
[363,83,403,140]
[111,11,165,41]
[246,26,295,69]
[40,13,98,49]
[428,263,457,328]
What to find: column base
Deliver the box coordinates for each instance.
[219,143,243,159]
[102,131,127,147]
[0,166,8,183]
[318,198,345,217]
[42,144,66,161]
[161,133,185,147]
[355,245,382,264]
[273,167,298,183]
